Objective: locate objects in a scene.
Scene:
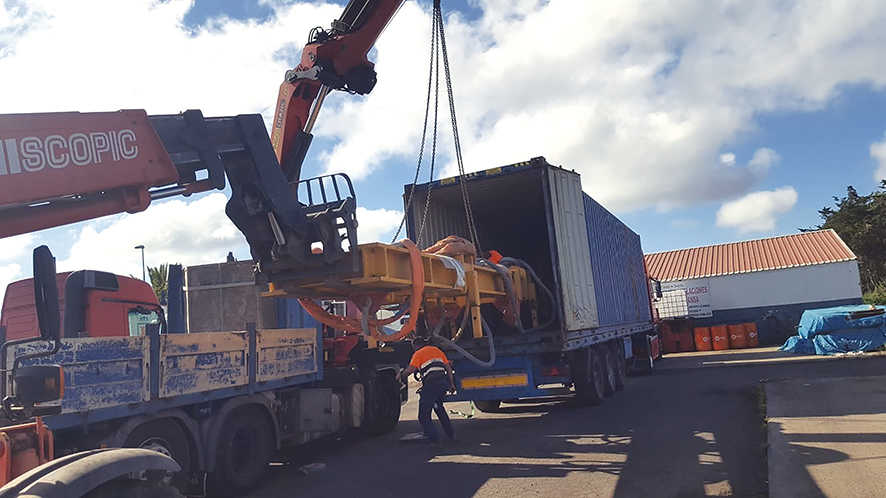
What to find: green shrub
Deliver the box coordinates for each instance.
[863,282,886,305]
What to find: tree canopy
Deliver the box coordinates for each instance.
[805,180,886,292]
[147,264,168,305]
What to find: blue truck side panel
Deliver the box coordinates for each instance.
[583,194,652,327]
[7,327,323,431]
[276,298,321,329]
[7,337,148,412]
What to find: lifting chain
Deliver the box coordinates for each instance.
[393,1,481,253]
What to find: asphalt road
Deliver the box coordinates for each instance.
[247,351,886,498]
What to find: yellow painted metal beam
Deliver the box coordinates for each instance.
[270,242,508,302]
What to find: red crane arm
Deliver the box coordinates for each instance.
[270,0,406,182]
[0,110,220,239]
[0,0,409,281]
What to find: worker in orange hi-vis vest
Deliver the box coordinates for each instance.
[399,337,457,443]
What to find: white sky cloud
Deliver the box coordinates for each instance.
[719,153,736,166]
[748,147,781,174]
[2,0,884,212]
[716,187,799,233]
[355,207,403,244]
[0,234,34,264]
[56,193,248,277]
[0,0,341,118]
[0,235,35,306]
[0,263,22,305]
[871,132,886,181]
[317,0,886,211]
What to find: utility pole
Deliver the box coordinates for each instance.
[134,245,146,281]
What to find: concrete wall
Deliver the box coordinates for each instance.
[677,261,861,311]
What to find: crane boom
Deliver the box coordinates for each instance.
[271,0,405,182]
[0,0,406,285]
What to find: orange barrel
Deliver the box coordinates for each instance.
[744,322,759,348]
[711,325,729,350]
[728,324,748,349]
[693,327,712,351]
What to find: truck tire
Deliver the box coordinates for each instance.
[610,340,626,391]
[123,420,191,489]
[571,347,605,406]
[599,344,617,396]
[473,400,502,413]
[363,373,402,435]
[86,478,186,498]
[211,407,274,495]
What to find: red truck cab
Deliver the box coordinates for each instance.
[1,271,160,341]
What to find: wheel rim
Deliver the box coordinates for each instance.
[137,438,175,483]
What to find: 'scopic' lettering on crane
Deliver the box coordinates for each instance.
[0,130,139,175]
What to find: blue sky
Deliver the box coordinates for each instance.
[2,0,886,299]
[623,84,886,252]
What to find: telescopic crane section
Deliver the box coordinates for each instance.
[0,110,226,239]
[271,0,405,183]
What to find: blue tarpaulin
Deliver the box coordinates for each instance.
[797,305,886,338]
[781,305,886,355]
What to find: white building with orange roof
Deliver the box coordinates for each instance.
[644,229,863,345]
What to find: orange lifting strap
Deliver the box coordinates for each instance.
[297,239,425,341]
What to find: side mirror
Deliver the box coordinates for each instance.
[13,365,63,406]
[33,246,60,342]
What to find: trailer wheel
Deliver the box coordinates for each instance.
[599,345,617,396]
[86,478,186,498]
[364,373,402,435]
[211,407,274,495]
[610,340,626,391]
[473,400,502,413]
[571,347,605,406]
[123,420,192,489]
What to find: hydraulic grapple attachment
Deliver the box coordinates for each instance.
[151,111,362,284]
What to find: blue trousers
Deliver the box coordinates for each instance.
[418,377,454,441]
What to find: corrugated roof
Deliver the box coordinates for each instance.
[645,229,856,282]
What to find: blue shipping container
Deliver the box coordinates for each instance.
[584,194,652,327]
[404,156,654,350]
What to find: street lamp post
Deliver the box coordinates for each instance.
[134,245,146,281]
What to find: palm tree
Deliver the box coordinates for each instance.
[147,264,169,305]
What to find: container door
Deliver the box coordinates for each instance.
[548,168,599,330]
